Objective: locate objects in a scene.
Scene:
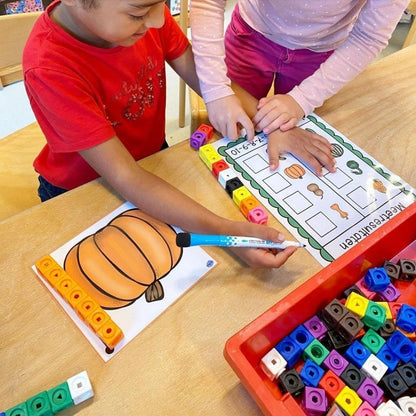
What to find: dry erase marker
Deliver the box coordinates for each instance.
[176,233,306,249]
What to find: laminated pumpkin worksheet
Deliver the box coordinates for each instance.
[32,202,216,361]
[211,114,416,266]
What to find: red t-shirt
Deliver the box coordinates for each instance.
[23,2,189,189]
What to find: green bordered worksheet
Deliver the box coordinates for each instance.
[213,114,416,266]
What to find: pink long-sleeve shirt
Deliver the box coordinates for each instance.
[190,0,408,116]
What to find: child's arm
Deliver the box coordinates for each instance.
[168,44,201,96]
[79,136,297,268]
[168,44,255,142]
[232,82,335,175]
[190,0,255,141]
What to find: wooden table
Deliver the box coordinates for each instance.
[1,45,415,415]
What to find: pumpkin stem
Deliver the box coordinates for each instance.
[145,281,164,302]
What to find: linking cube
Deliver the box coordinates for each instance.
[362,301,386,330]
[338,312,364,342]
[397,396,416,416]
[189,124,213,149]
[320,299,348,328]
[211,159,229,179]
[354,401,376,416]
[376,344,400,372]
[345,292,368,318]
[397,363,416,389]
[196,123,214,140]
[303,339,330,366]
[398,259,416,281]
[302,386,328,415]
[299,359,325,387]
[304,315,328,340]
[47,382,73,413]
[26,391,53,416]
[232,185,252,208]
[318,370,345,401]
[356,377,384,408]
[190,130,207,149]
[361,328,385,354]
[379,371,408,400]
[239,196,260,219]
[364,268,390,292]
[361,354,388,384]
[217,168,237,189]
[344,340,371,368]
[376,400,406,416]
[378,319,396,339]
[225,177,244,197]
[340,363,366,391]
[386,330,415,363]
[199,143,222,170]
[376,284,401,302]
[247,206,268,225]
[275,336,302,368]
[260,348,287,381]
[278,369,304,397]
[396,304,416,333]
[355,277,377,300]
[323,349,349,377]
[335,386,362,416]
[289,325,314,351]
[383,260,401,280]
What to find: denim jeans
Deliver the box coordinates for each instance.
[37,176,68,202]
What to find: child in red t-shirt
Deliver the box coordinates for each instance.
[23,0,297,268]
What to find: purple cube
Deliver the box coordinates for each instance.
[377,283,401,302]
[190,130,207,149]
[356,377,384,408]
[304,315,328,340]
[323,349,349,376]
[302,386,328,415]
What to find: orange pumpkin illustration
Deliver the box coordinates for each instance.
[64,209,183,309]
[284,164,306,179]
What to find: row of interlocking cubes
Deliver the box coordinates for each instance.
[260,260,416,415]
[192,124,269,225]
[1,371,93,415]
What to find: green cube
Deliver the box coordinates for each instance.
[302,339,330,365]
[47,382,74,413]
[5,402,28,416]
[362,301,386,330]
[361,328,385,354]
[26,392,53,416]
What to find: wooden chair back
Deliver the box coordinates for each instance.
[0,11,42,88]
[403,0,416,48]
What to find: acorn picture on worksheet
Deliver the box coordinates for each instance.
[63,209,183,310]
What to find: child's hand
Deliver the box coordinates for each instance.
[267,128,336,175]
[225,221,297,268]
[229,245,297,268]
[206,95,255,141]
[253,94,304,134]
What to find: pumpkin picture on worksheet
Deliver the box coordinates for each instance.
[63,209,183,310]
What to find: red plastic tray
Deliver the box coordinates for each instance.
[224,202,416,416]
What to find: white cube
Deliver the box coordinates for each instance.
[260,348,287,381]
[67,370,94,405]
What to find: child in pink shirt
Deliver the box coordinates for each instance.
[190,0,408,173]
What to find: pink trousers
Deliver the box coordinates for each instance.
[224,5,334,99]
